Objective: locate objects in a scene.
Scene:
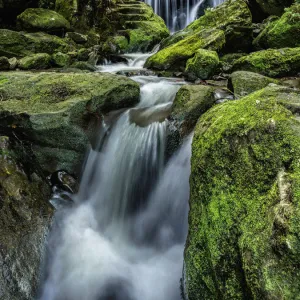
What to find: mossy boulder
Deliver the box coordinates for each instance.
[254,4,300,49]
[166,84,215,157]
[0,135,53,300]
[220,53,247,73]
[185,84,300,299]
[228,71,279,98]
[0,29,76,58]
[255,0,294,16]
[51,52,71,67]
[233,48,300,77]
[18,53,52,70]
[17,8,71,35]
[185,49,220,80]
[146,0,252,72]
[0,56,10,70]
[66,31,88,44]
[0,71,140,174]
[145,28,225,71]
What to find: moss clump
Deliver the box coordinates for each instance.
[185,49,220,80]
[232,47,300,77]
[254,4,300,49]
[228,71,279,98]
[52,52,71,67]
[185,85,300,299]
[145,29,225,71]
[18,53,51,70]
[17,8,71,35]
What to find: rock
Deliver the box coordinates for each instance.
[220,53,247,73]
[70,61,97,71]
[166,84,215,157]
[145,0,252,72]
[55,0,78,23]
[17,8,71,35]
[0,135,53,300]
[8,57,18,70]
[228,71,279,98]
[0,71,140,174]
[185,49,220,80]
[232,48,300,78]
[145,28,225,71]
[77,48,90,61]
[18,53,52,70]
[51,52,71,67]
[0,29,76,58]
[185,84,300,299]
[66,32,88,44]
[0,56,10,70]
[254,4,300,49]
[254,0,294,16]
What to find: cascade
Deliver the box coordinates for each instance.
[144,0,225,31]
[39,54,192,300]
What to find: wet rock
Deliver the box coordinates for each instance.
[18,53,52,70]
[228,71,279,98]
[17,8,71,35]
[185,84,300,299]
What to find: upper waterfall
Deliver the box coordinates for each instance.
[143,0,225,31]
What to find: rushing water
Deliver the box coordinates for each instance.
[39,53,193,300]
[144,0,225,31]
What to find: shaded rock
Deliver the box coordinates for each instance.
[18,53,51,70]
[51,52,71,67]
[70,61,97,71]
[8,57,18,70]
[0,135,53,300]
[166,84,215,157]
[0,71,140,174]
[185,49,220,80]
[185,84,300,300]
[232,48,300,77]
[66,32,88,44]
[220,53,247,73]
[0,29,76,58]
[254,0,294,16]
[254,4,300,49]
[17,8,71,35]
[228,71,279,98]
[0,56,10,70]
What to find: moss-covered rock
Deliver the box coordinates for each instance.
[0,71,140,174]
[255,0,294,16]
[185,84,300,300]
[17,8,71,35]
[185,49,220,80]
[70,61,97,71]
[18,53,52,70]
[254,4,300,49]
[0,56,10,70]
[146,0,252,72]
[220,53,247,73]
[0,29,76,58]
[145,28,225,71]
[232,48,300,77]
[166,84,215,157]
[66,31,88,44]
[228,71,279,98]
[0,135,53,300]
[51,51,71,67]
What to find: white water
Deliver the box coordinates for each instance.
[40,54,192,300]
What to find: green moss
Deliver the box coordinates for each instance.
[254,4,300,49]
[17,8,70,34]
[52,52,71,67]
[185,85,300,299]
[18,53,51,70]
[145,29,225,71]
[55,0,78,23]
[185,49,220,80]
[232,48,300,77]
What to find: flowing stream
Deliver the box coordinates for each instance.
[39,53,193,300]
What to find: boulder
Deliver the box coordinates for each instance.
[185,49,220,80]
[0,135,53,300]
[166,84,215,157]
[145,0,252,72]
[228,71,279,98]
[232,48,300,77]
[18,53,52,70]
[254,0,294,16]
[51,52,71,67]
[254,4,300,49]
[185,84,300,299]
[0,29,76,58]
[0,56,10,70]
[66,32,88,44]
[8,57,18,70]
[70,61,97,71]
[220,53,247,73]
[17,8,71,35]
[0,71,140,174]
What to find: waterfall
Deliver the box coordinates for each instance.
[144,0,225,31]
[39,55,192,300]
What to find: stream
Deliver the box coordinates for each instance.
[39,53,193,300]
